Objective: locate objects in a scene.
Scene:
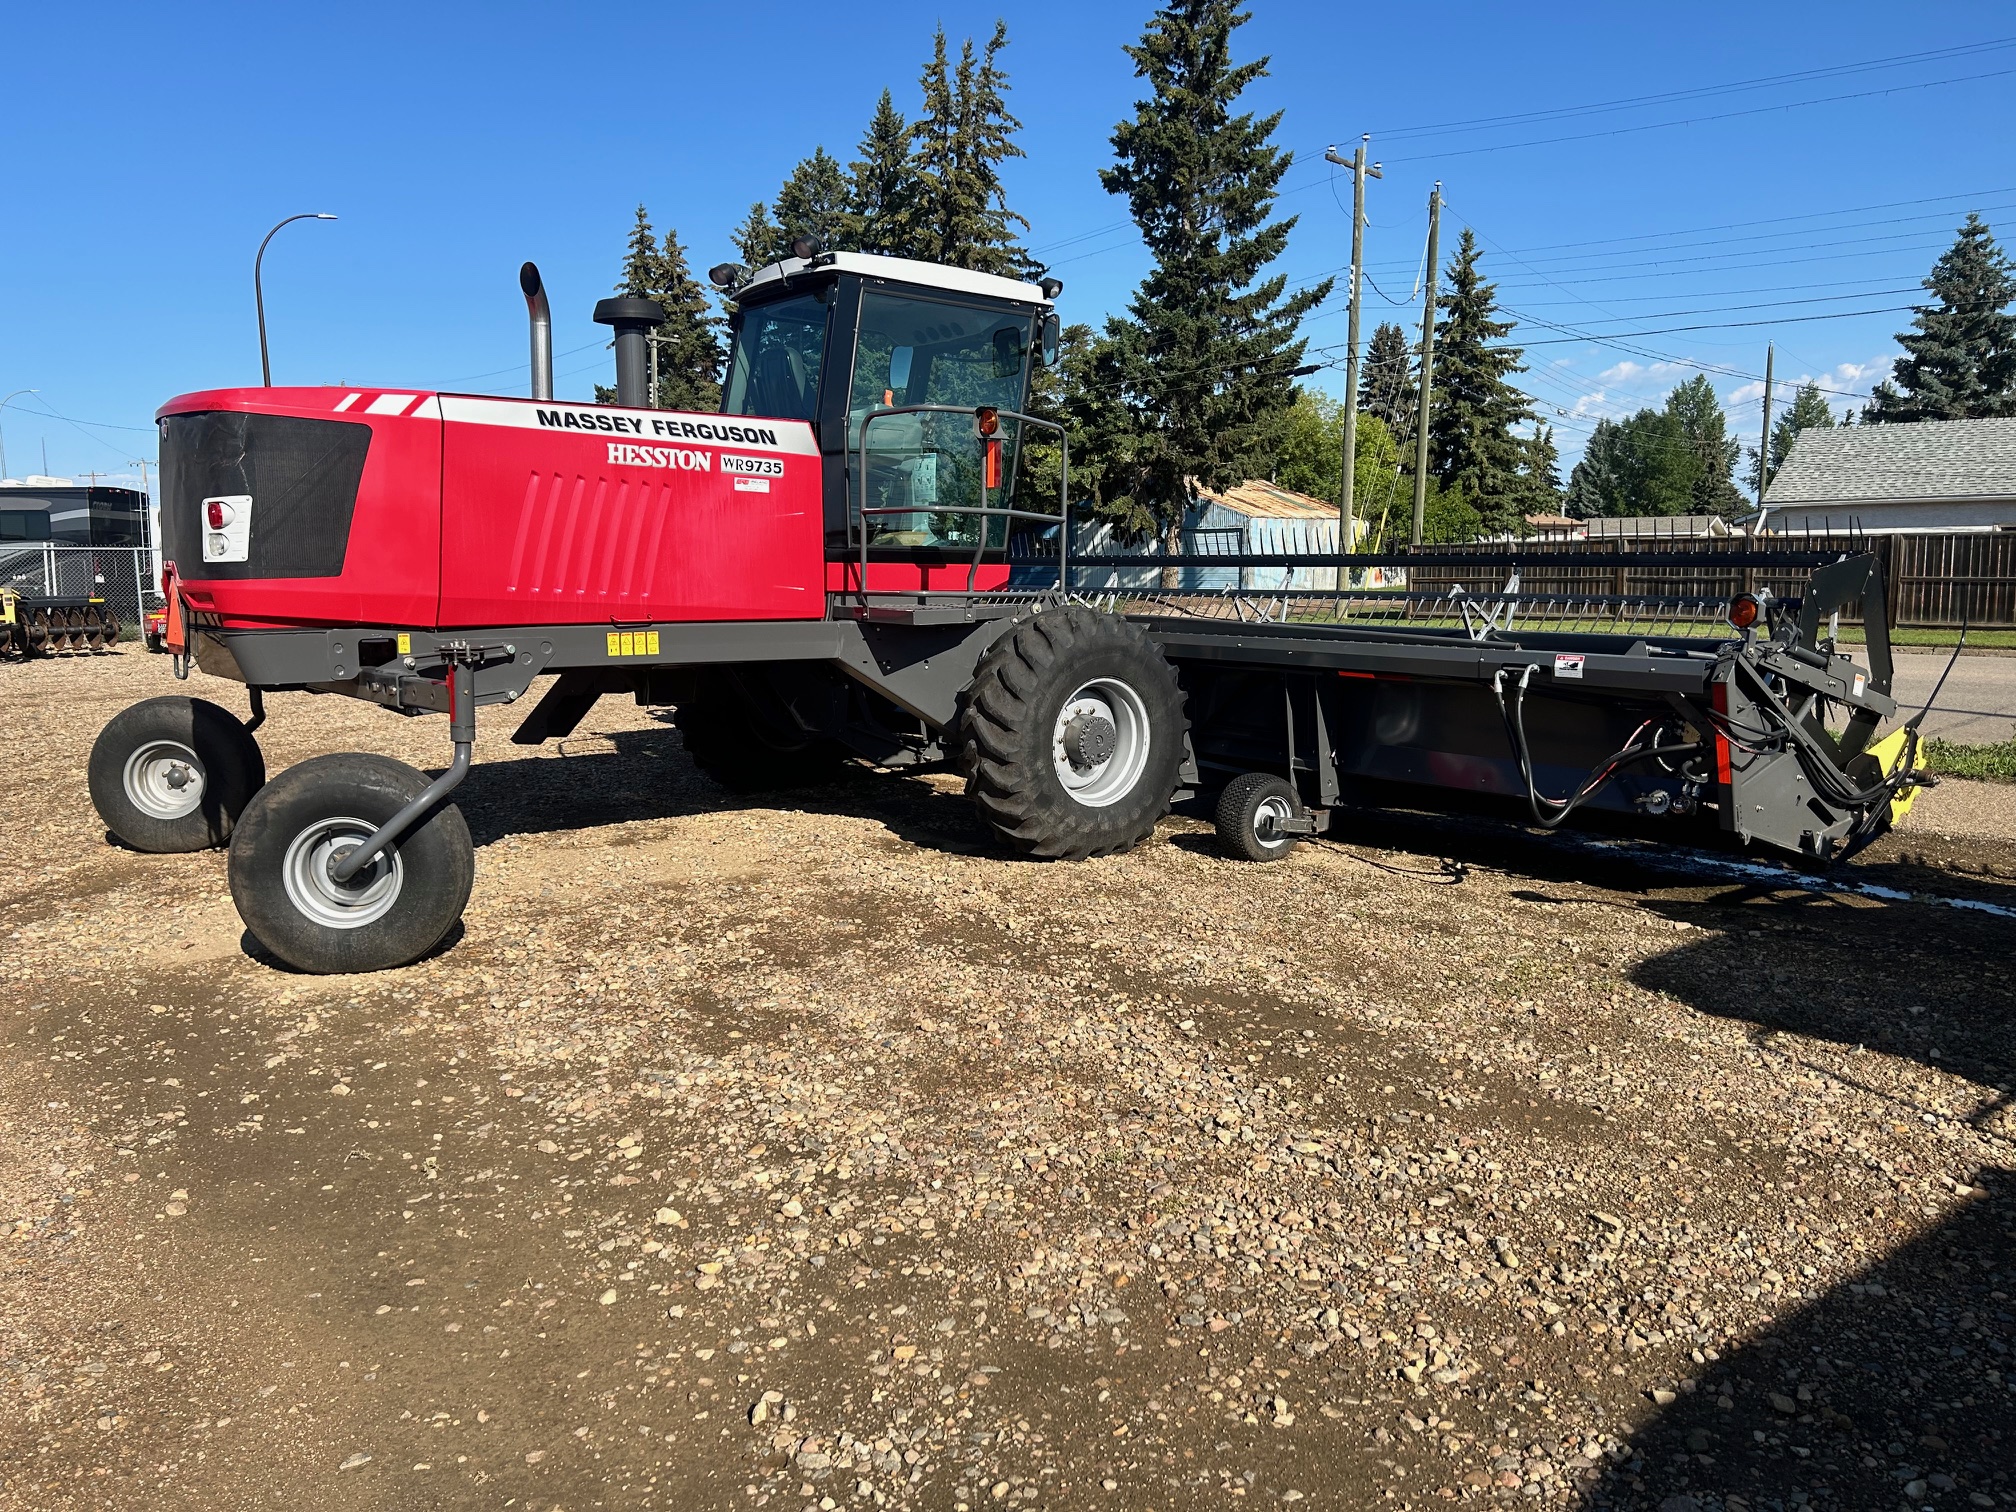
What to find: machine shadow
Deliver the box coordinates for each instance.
[1627,887,2016,1092]
[1573,892,2015,1508]
[442,726,999,857]
[1577,1167,2015,1511]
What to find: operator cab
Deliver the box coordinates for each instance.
[716,251,1061,562]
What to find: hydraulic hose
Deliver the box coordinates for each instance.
[1491,666,1702,829]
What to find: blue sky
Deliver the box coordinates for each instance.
[4,1,2013,492]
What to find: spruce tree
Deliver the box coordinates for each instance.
[848,90,922,257]
[1663,374,1745,516]
[771,148,852,254]
[731,202,781,268]
[1749,379,1833,493]
[1562,418,1622,519]
[1514,423,1562,520]
[1090,0,1329,555]
[596,206,723,411]
[1865,214,2016,422]
[1360,321,1416,440]
[909,23,1034,276]
[1427,228,1532,534]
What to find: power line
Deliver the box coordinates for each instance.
[1382,66,2016,165]
[1362,37,2016,140]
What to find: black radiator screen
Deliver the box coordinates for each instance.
[159,411,372,579]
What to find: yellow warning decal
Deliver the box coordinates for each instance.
[606,630,661,658]
[396,632,411,655]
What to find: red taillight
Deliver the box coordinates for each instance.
[1728,593,1760,629]
[206,500,226,529]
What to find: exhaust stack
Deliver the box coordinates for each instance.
[520,262,553,401]
[593,297,665,409]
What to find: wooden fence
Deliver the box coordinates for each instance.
[1401,533,2016,629]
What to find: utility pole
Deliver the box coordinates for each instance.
[1756,342,1775,517]
[1410,183,1442,547]
[1325,136,1382,567]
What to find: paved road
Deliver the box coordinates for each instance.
[1886,648,2016,743]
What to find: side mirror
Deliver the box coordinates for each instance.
[992,325,1025,379]
[1038,313,1061,368]
[889,346,914,393]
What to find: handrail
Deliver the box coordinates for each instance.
[852,404,1071,603]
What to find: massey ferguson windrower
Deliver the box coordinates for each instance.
[91,246,1928,973]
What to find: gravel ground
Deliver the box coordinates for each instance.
[2,648,2012,1512]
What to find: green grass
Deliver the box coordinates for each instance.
[1921,737,2016,784]
[1843,627,2016,650]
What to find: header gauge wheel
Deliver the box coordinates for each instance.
[1215,773,1303,863]
[961,606,1186,860]
[88,696,267,853]
[229,753,474,974]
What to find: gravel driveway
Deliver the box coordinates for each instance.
[3,650,2011,1512]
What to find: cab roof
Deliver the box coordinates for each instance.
[737,251,1051,310]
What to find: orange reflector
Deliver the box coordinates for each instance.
[984,438,1002,490]
[1728,593,1760,629]
[976,406,999,437]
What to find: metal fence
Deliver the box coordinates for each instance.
[1404,532,2016,629]
[0,545,160,638]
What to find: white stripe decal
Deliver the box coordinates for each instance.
[433,394,819,457]
[365,392,418,415]
[333,392,362,412]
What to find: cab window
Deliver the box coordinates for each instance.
[723,293,829,423]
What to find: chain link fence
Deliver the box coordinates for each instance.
[1,545,159,641]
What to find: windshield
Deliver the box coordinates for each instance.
[848,291,1031,434]
[851,291,1034,549]
[723,292,829,423]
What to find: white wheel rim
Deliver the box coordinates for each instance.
[281,816,404,930]
[124,740,205,820]
[1252,794,1295,850]
[1051,678,1151,809]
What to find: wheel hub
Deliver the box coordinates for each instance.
[282,816,404,930]
[1062,712,1118,771]
[123,740,206,820]
[1050,680,1152,809]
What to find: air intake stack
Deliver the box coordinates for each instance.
[593,297,666,409]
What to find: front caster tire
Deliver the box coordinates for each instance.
[88,696,267,853]
[228,753,474,975]
[1215,773,1303,863]
[961,606,1187,859]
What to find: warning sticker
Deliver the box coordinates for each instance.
[1553,653,1586,680]
[606,630,662,658]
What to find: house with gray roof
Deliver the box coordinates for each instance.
[1760,416,2016,533]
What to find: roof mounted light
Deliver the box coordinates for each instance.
[788,234,825,261]
[1038,276,1064,301]
[708,262,750,291]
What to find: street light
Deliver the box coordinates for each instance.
[255,213,338,385]
[0,388,40,479]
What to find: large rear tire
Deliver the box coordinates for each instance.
[961,606,1186,859]
[674,670,847,793]
[88,696,267,853]
[228,753,474,975]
